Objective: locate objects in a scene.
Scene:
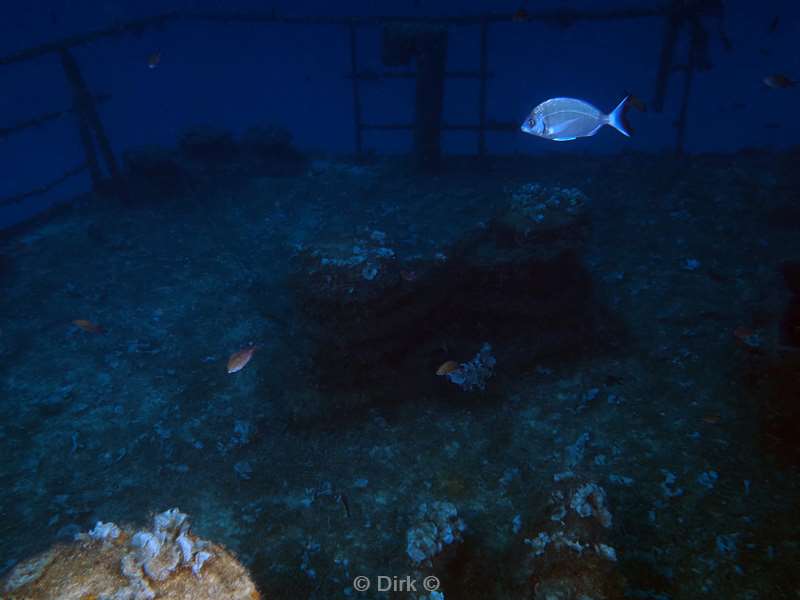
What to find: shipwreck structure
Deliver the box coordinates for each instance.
[0,1,728,213]
[290,182,625,397]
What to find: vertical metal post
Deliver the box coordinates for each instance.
[59,49,102,189]
[348,23,363,157]
[478,19,488,157]
[59,47,124,198]
[413,29,447,172]
[652,0,684,113]
[674,65,693,156]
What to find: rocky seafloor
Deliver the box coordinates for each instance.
[1,144,799,599]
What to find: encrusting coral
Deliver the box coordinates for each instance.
[1,508,260,600]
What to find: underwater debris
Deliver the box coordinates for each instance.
[506,183,588,234]
[522,479,622,599]
[660,470,684,498]
[88,521,121,541]
[697,470,718,490]
[608,474,634,486]
[234,460,253,480]
[564,432,590,469]
[445,343,496,391]
[292,180,600,396]
[682,258,701,271]
[3,508,259,599]
[406,501,466,565]
[570,483,613,528]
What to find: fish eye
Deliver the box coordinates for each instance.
[527,117,536,127]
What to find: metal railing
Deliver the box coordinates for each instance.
[0,2,719,211]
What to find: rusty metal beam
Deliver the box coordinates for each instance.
[653,0,685,112]
[0,93,110,140]
[0,163,87,208]
[59,48,122,194]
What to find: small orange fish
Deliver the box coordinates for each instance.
[763,74,795,89]
[147,51,161,70]
[512,8,529,22]
[227,346,257,374]
[72,319,104,334]
[436,360,460,376]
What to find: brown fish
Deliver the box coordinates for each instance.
[512,8,529,22]
[227,346,258,373]
[147,51,161,70]
[72,319,104,334]
[436,360,460,376]
[763,74,796,89]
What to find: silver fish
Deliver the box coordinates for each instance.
[521,96,631,141]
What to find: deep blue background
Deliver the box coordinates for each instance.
[1,0,798,226]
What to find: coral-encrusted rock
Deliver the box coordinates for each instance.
[405,501,466,600]
[293,232,452,390]
[292,183,610,395]
[406,501,466,565]
[1,508,261,600]
[523,481,623,600]
[497,183,590,260]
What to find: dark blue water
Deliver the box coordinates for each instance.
[1,2,799,599]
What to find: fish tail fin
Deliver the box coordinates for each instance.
[608,96,632,137]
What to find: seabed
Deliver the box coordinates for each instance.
[1,145,799,598]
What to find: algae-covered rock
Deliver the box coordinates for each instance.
[523,481,623,600]
[1,508,260,600]
[406,501,466,565]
